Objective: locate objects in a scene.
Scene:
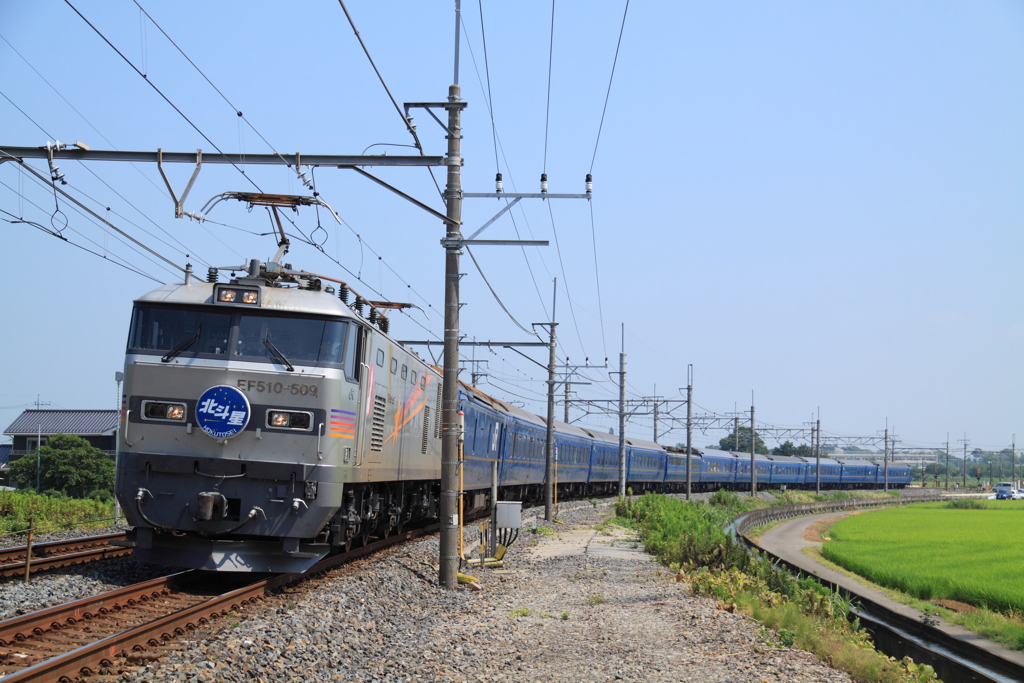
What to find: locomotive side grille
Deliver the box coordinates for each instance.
[432,385,442,439]
[370,395,387,452]
[421,406,430,454]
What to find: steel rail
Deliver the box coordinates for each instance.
[1,522,442,682]
[0,533,130,577]
[0,571,191,647]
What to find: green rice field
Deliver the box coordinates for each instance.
[822,501,1024,614]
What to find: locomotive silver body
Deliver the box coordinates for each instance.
[115,265,443,571]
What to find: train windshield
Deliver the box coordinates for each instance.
[128,304,359,375]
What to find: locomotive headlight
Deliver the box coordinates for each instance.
[266,410,313,430]
[214,285,260,306]
[142,400,187,422]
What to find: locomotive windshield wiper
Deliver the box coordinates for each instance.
[162,328,201,363]
[263,337,294,372]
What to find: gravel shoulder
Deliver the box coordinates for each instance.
[80,501,852,683]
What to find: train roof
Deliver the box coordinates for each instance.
[135,281,360,319]
[725,450,773,462]
[625,436,667,453]
[802,456,842,466]
[767,454,805,465]
[701,448,736,459]
[833,457,877,466]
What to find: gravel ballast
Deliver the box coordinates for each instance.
[26,501,852,683]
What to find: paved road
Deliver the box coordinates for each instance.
[757,510,1024,669]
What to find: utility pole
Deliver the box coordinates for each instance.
[750,404,756,496]
[685,366,693,501]
[734,416,740,452]
[541,280,558,521]
[945,434,950,490]
[960,434,969,490]
[814,417,821,495]
[35,423,42,493]
[652,390,660,443]
[883,427,889,491]
[438,75,465,589]
[1014,435,1017,486]
[617,326,627,496]
[564,375,571,423]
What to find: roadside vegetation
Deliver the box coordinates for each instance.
[822,503,1024,648]
[617,491,938,683]
[0,489,116,536]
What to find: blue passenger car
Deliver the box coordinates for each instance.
[700,449,737,490]
[805,457,843,489]
[835,458,876,489]
[767,455,807,488]
[625,437,667,491]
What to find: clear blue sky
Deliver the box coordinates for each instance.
[1,1,1021,452]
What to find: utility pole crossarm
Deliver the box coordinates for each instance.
[0,146,445,167]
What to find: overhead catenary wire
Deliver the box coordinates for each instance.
[63,0,265,195]
[8,157,184,275]
[1,169,175,280]
[589,0,630,174]
[334,0,442,200]
[542,0,556,174]
[124,3,441,316]
[0,204,163,283]
[465,246,540,338]
[458,15,550,319]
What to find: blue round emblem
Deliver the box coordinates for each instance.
[195,385,251,439]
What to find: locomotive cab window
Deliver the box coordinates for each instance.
[376,349,385,366]
[128,303,351,370]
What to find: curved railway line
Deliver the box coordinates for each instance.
[4,496,1021,682]
[735,497,1024,683]
[0,524,438,682]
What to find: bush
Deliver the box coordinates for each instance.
[7,434,114,499]
[946,498,986,510]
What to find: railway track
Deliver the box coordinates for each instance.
[0,523,438,682]
[0,534,131,579]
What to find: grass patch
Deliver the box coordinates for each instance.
[534,525,555,535]
[824,506,1024,614]
[618,492,937,683]
[807,543,1024,652]
[0,490,115,537]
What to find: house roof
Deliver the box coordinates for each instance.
[4,409,118,437]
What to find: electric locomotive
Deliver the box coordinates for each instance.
[115,258,445,572]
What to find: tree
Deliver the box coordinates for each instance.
[718,426,769,454]
[8,434,114,498]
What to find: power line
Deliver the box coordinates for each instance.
[8,157,183,275]
[589,0,630,173]
[334,0,442,200]
[542,0,556,173]
[63,0,263,193]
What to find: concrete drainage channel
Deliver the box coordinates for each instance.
[730,496,1024,683]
